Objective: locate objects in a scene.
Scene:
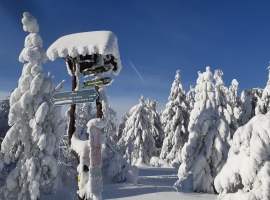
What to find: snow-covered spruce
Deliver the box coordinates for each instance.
[0,12,65,200]
[214,113,270,200]
[213,70,237,138]
[146,99,164,151]
[159,70,189,165]
[114,112,129,143]
[257,66,270,115]
[75,103,95,140]
[102,104,117,142]
[118,95,157,165]
[186,85,195,110]
[174,67,231,193]
[227,79,241,132]
[0,97,10,143]
[238,88,262,126]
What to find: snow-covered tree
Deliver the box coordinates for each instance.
[160,70,189,165]
[214,113,270,200]
[118,95,156,164]
[114,112,129,143]
[102,104,117,141]
[0,97,10,142]
[186,85,195,110]
[174,66,231,193]
[257,66,270,114]
[75,103,95,140]
[214,70,236,137]
[147,99,164,150]
[228,79,241,131]
[0,12,65,200]
[238,88,262,126]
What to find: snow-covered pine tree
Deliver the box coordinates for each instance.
[159,70,189,165]
[238,88,263,126]
[257,66,270,114]
[0,97,10,142]
[228,79,241,134]
[174,66,231,193]
[186,85,195,110]
[214,113,270,200]
[114,112,129,143]
[0,12,65,200]
[102,104,117,142]
[213,70,236,137]
[147,99,164,151]
[75,103,95,140]
[118,95,156,164]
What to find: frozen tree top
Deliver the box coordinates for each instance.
[47,31,122,74]
[22,12,39,33]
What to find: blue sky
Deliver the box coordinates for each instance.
[1,0,270,121]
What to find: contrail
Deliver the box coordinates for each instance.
[128,60,146,85]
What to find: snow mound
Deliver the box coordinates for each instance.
[214,113,270,200]
[47,31,122,75]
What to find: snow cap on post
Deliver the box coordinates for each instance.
[22,12,39,33]
[47,31,122,75]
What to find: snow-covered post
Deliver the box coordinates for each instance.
[47,31,122,200]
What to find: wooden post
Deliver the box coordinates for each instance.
[66,60,84,200]
[95,86,103,118]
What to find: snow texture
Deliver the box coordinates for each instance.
[0,12,65,200]
[215,113,270,200]
[46,31,122,75]
[174,67,231,193]
[160,70,189,165]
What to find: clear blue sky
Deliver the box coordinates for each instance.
[1,0,270,120]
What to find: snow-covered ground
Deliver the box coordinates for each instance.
[41,166,217,200]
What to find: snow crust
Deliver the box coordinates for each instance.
[47,31,122,75]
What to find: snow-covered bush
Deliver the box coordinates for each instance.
[160,70,189,165]
[103,139,139,184]
[118,95,157,165]
[174,67,231,193]
[214,113,270,200]
[0,12,65,200]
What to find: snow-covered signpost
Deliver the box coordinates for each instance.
[47,31,122,200]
